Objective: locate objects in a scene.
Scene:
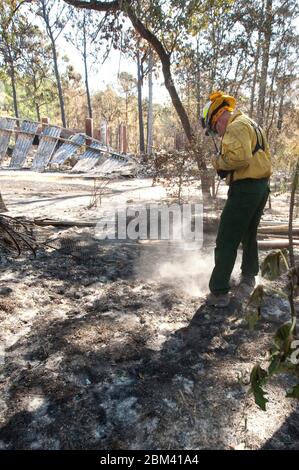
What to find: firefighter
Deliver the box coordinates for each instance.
[201,91,272,307]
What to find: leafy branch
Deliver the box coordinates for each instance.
[249,160,299,410]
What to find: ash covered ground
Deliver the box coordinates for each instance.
[0,171,298,450]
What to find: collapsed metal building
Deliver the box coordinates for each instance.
[0,116,134,175]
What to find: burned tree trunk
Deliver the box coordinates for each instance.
[9,63,19,119]
[146,48,153,156]
[136,48,145,154]
[41,0,67,128]
[83,12,92,119]
[0,192,7,212]
[257,0,273,127]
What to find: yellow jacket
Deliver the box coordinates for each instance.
[212,110,271,183]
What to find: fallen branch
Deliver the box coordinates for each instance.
[258,239,299,249]
[33,218,97,228]
[0,215,37,256]
[258,224,299,234]
[260,234,299,240]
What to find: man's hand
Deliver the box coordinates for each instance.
[217,169,230,179]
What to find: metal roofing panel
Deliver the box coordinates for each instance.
[0,118,15,161]
[31,126,61,171]
[50,133,85,165]
[10,120,39,168]
[71,141,105,172]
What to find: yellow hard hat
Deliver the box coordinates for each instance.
[201,91,236,133]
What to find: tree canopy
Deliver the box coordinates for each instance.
[0,0,297,168]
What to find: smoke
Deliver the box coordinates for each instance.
[156,246,214,297]
[93,201,243,298]
[134,206,212,297]
[135,241,215,297]
[136,238,242,298]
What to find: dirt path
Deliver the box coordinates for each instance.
[0,171,298,450]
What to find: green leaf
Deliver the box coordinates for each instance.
[250,365,269,410]
[245,286,263,330]
[271,322,295,361]
[253,384,268,411]
[250,364,268,385]
[286,384,299,399]
[245,309,260,331]
[261,251,288,280]
[268,355,281,376]
[273,322,293,348]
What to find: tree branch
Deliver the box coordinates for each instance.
[63,0,194,143]
[4,0,31,28]
[64,0,119,12]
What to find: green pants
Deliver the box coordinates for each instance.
[209,178,270,295]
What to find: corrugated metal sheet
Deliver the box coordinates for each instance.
[92,152,131,175]
[50,133,85,165]
[95,158,120,174]
[10,120,39,168]
[31,126,61,171]
[0,117,15,162]
[0,116,133,175]
[71,141,105,173]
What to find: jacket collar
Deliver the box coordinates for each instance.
[227,109,243,126]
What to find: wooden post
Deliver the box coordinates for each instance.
[95,128,101,142]
[41,117,50,130]
[106,127,110,148]
[118,124,123,153]
[100,121,107,146]
[85,117,93,146]
[122,125,127,154]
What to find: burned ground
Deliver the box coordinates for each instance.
[0,172,298,450]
